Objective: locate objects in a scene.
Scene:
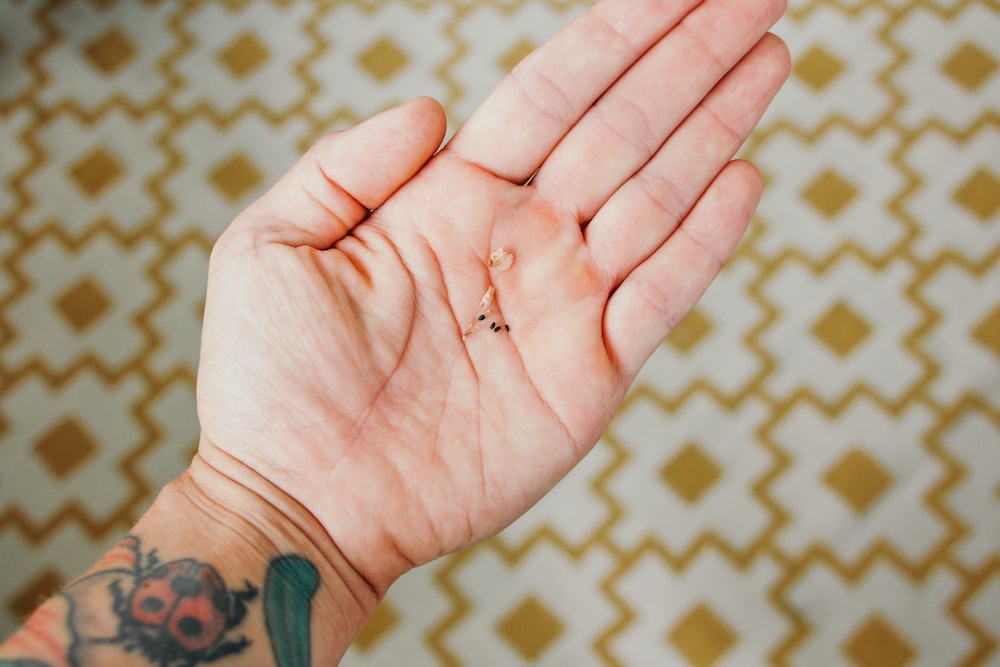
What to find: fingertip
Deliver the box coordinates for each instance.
[759,32,792,84]
[728,158,764,196]
[768,0,789,25]
[386,96,448,150]
[409,96,448,131]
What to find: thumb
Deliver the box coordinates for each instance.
[230,96,447,248]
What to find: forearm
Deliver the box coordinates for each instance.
[0,451,377,667]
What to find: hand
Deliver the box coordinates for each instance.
[195,0,790,594]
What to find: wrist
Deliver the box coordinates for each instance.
[0,440,379,667]
[142,442,379,664]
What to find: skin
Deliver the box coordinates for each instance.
[0,0,790,664]
[197,0,790,593]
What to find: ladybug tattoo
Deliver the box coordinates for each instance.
[109,543,258,667]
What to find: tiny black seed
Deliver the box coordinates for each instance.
[489,322,496,330]
[505,325,510,332]
[478,315,485,321]
[494,327,501,333]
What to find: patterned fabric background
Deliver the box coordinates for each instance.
[1,0,998,664]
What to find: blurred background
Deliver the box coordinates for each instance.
[0,0,998,664]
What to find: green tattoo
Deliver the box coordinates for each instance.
[0,660,52,667]
[263,556,320,667]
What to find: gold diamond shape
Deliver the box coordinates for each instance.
[498,38,536,73]
[217,32,270,79]
[941,42,998,92]
[353,599,400,652]
[68,147,124,198]
[811,301,871,357]
[823,448,893,513]
[209,153,264,202]
[953,168,1000,221]
[7,568,64,620]
[33,418,99,479]
[661,443,723,504]
[82,27,137,75]
[971,304,1000,357]
[843,614,916,667]
[357,36,410,82]
[668,604,738,667]
[54,277,112,332]
[497,596,564,661]
[793,45,846,91]
[802,169,858,218]
[667,307,714,354]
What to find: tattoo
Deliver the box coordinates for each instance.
[37,535,258,667]
[4,537,321,667]
[105,538,258,667]
[263,556,319,667]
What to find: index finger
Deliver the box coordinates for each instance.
[444,0,705,183]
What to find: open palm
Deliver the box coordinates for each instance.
[196,0,789,593]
